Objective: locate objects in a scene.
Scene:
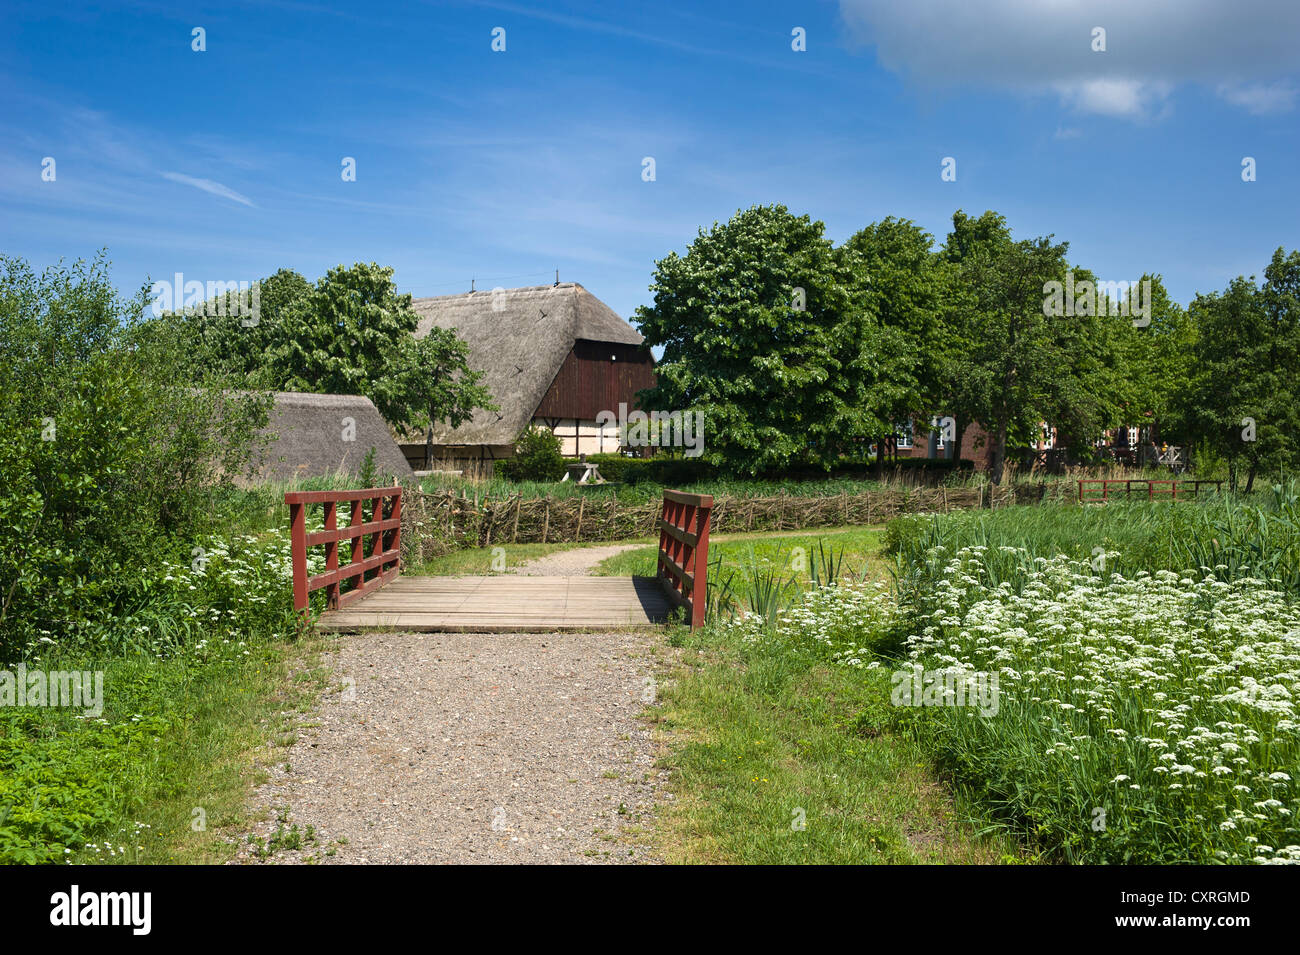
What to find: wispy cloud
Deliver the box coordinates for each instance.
[160,171,256,207]
[1216,81,1297,115]
[469,0,825,74]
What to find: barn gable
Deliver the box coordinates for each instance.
[410,283,649,450]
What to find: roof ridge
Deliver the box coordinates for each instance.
[412,281,581,303]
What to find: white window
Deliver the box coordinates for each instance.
[895,421,913,450]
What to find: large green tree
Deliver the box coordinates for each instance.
[0,253,270,653]
[1114,275,1196,445]
[839,217,950,474]
[940,211,1081,482]
[634,205,892,474]
[162,262,496,440]
[401,328,496,469]
[274,262,427,423]
[1182,248,1300,490]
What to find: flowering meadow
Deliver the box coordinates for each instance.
[719,510,1300,864]
[906,547,1299,863]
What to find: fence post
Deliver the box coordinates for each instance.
[285,487,404,618]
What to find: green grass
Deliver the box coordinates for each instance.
[648,621,1020,864]
[886,481,1300,598]
[403,538,651,575]
[595,527,885,586]
[0,634,331,864]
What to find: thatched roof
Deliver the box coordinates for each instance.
[252,392,415,482]
[411,283,643,446]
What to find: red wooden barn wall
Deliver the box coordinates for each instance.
[533,339,657,420]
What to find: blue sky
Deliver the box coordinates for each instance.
[2,0,1297,321]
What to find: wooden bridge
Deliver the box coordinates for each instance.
[285,487,712,632]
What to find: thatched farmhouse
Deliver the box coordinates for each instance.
[251,392,414,483]
[407,282,655,469]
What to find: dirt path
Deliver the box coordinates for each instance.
[237,543,665,865]
[507,542,643,576]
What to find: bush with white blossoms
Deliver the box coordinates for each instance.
[905,546,1300,864]
[724,580,903,666]
[130,530,325,656]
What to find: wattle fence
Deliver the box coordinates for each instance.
[397,482,1056,562]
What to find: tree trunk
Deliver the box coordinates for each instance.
[989,416,1009,485]
[425,425,434,470]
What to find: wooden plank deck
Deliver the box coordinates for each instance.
[317,575,672,632]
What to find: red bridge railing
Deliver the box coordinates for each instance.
[1078,479,1224,503]
[285,486,402,615]
[658,489,713,629]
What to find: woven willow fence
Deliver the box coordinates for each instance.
[399,482,1068,561]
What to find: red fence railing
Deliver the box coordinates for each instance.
[658,489,713,628]
[1078,479,1224,504]
[285,486,402,615]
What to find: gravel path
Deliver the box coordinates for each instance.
[237,626,665,864]
[507,543,644,576]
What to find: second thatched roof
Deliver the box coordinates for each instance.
[251,392,415,483]
[411,282,643,446]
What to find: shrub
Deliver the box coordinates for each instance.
[498,427,566,482]
[0,253,270,658]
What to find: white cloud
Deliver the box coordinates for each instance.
[1216,81,1297,115]
[1055,79,1145,118]
[837,0,1299,118]
[160,172,256,207]
[1054,78,1174,118]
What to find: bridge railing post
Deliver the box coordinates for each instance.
[657,489,713,628]
[290,500,308,614]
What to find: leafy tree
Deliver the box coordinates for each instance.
[0,253,270,654]
[150,267,309,385]
[936,210,1011,468]
[401,328,496,469]
[635,204,890,474]
[1114,275,1196,445]
[1036,266,1137,453]
[499,427,565,482]
[839,217,951,472]
[940,211,1078,482]
[1182,248,1300,490]
[272,263,422,422]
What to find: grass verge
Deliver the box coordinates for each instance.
[0,633,331,864]
[647,624,1022,864]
